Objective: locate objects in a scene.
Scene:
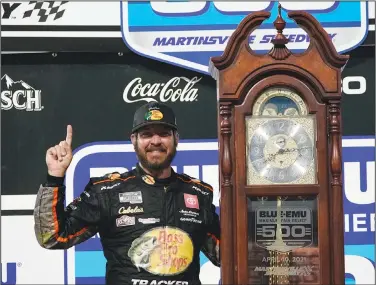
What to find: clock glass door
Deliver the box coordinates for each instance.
[247,196,320,285]
[244,87,321,284]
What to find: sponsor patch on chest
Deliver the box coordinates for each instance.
[179,209,199,217]
[119,191,143,204]
[138,218,160,224]
[192,185,209,195]
[116,215,135,227]
[101,182,120,191]
[180,217,202,224]
[118,206,144,214]
[183,193,199,210]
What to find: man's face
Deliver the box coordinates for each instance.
[131,125,178,171]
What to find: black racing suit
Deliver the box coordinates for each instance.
[33,164,220,285]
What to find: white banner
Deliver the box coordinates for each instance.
[1,216,65,284]
[1,1,121,38]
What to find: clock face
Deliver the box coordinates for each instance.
[248,119,315,184]
[246,87,317,185]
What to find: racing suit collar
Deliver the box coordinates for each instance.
[135,163,177,187]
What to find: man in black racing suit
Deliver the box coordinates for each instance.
[33,102,220,285]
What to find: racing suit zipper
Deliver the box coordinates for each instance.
[161,186,167,227]
[162,185,172,228]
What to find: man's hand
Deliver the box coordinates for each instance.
[46,125,73,177]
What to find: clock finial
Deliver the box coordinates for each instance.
[268,2,291,60]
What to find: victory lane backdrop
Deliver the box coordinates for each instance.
[1,47,375,284]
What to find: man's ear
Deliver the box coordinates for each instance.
[130,133,137,146]
[174,131,180,145]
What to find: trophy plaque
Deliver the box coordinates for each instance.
[210,4,348,285]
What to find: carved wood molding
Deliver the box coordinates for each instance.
[220,103,233,186]
[328,99,345,284]
[219,102,234,285]
[268,4,291,60]
[209,5,349,83]
[328,100,342,187]
[230,64,328,104]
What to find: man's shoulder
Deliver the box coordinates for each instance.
[88,170,137,192]
[177,173,214,196]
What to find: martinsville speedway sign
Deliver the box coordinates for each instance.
[120,1,369,74]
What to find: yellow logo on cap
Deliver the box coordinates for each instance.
[145,110,163,121]
[128,227,193,275]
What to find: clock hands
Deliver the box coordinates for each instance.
[265,146,312,165]
[274,146,311,156]
[252,146,311,165]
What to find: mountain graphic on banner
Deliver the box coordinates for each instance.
[1,74,34,91]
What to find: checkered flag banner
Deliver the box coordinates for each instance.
[23,1,69,22]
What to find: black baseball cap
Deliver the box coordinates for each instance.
[132,102,178,133]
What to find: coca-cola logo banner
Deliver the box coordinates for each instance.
[123,76,201,103]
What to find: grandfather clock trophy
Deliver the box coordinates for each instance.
[210,5,348,285]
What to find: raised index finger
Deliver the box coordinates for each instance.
[66,124,73,146]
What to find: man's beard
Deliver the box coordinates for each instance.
[135,140,177,172]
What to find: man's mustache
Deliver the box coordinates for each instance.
[146,146,166,152]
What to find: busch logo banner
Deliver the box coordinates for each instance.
[1,74,43,111]
[121,1,368,74]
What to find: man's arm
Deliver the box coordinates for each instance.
[202,201,221,267]
[34,174,100,249]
